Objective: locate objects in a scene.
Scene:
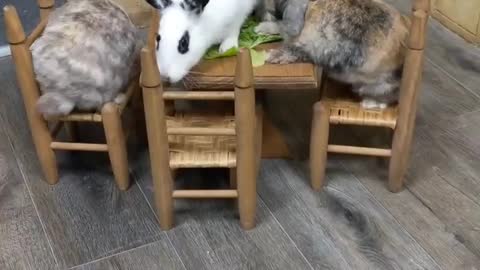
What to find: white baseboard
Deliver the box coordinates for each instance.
[0,45,11,58]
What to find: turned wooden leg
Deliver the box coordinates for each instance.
[142,88,174,229]
[310,101,330,191]
[236,160,256,230]
[141,47,174,230]
[229,167,239,211]
[229,168,237,189]
[4,5,58,184]
[235,49,257,230]
[64,122,77,142]
[102,103,130,191]
[261,114,291,158]
[388,7,429,192]
[34,117,58,185]
[317,70,328,100]
[255,105,264,175]
[388,125,414,193]
[132,82,148,145]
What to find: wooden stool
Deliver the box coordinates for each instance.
[141,41,262,230]
[3,0,144,190]
[309,0,430,193]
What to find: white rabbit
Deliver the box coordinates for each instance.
[145,0,258,83]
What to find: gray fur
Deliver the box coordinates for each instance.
[256,0,408,109]
[256,0,308,38]
[31,0,142,118]
[279,0,309,38]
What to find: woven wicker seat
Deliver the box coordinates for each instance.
[167,113,237,169]
[321,79,398,129]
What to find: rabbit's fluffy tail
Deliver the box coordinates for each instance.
[37,92,75,118]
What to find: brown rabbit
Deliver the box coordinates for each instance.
[255,0,410,109]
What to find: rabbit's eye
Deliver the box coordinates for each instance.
[177,31,190,54]
[156,34,161,51]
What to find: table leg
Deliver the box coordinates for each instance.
[261,113,291,159]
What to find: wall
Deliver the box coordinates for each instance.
[431,0,480,45]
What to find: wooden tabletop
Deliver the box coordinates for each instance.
[183,43,320,90]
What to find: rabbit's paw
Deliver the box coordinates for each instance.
[262,12,276,22]
[266,49,298,64]
[219,37,238,53]
[114,93,127,105]
[254,21,280,35]
[360,98,387,110]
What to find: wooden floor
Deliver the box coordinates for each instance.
[1,1,480,269]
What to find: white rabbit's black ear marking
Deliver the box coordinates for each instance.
[182,0,209,14]
[145,0,172,9]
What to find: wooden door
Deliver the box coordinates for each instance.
[432,0,480,44]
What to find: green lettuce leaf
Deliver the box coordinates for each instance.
[250,49,267,67]
[203,46,238,60]
[203,17,282,65]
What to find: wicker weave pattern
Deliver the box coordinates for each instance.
[166,113,237,168]
[321,78,398,129]
[326,100,398,129]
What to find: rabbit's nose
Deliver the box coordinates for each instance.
[160,74,170,83]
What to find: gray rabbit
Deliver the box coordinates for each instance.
[31,0,142,118]
[255,0,410,109]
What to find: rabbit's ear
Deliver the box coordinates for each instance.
[281,0,309,36]
[181,0,209,14]
[145,0,172,9]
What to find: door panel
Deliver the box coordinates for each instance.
[434,0,480,34]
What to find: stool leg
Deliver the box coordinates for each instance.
[229,168,237,189]
[4,5,58,184]
[388,126,412,193]
[102,103,130,191]
[33,118,58,184]
[310,101,330,191]
[153,166,174,230]
[64,122,77,142]
[237,166,256,230]
[255,106,264,176]
[132,83,148,145]
[142,86,174,230]
[318,71,328,100]
[235,92,257,229]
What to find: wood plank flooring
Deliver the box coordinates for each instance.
[1,0,480,269]
[0,115,57,270]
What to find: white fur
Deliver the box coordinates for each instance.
[360,99,387,110]
[155,0,257,83]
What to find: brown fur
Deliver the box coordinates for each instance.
[256,0,410,109]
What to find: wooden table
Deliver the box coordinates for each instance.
[181,43,322,159]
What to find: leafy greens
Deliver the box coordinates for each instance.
[203,17,283,67]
